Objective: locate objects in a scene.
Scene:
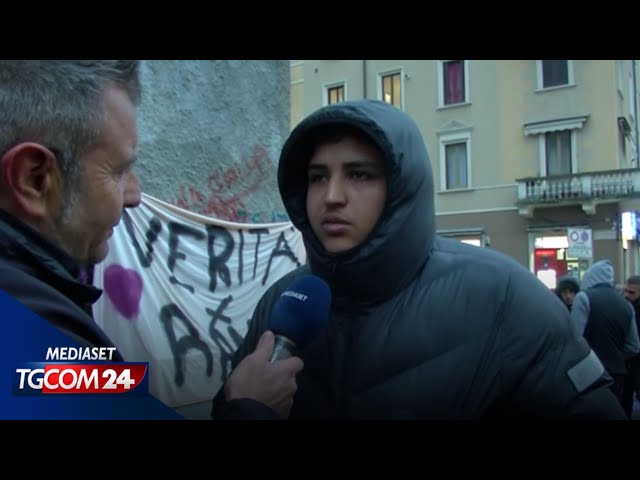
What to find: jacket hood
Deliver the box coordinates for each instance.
[581,259,614,290]
[278,100,434,305]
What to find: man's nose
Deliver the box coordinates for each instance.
[124,170,142,208]
[325,175,346,204]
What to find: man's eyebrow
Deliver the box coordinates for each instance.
[344,159,382,168]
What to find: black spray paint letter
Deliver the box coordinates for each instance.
[167,222,205,294]
[123,210,162,268]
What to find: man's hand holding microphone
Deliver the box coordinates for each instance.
[220,274,331,419]
[224,330,303,419]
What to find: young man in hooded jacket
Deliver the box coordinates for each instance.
[212,99,626,419]
[555,274,580,311]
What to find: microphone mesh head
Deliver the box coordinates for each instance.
[269,274,331,349]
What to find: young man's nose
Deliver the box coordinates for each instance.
[325,175,347,204]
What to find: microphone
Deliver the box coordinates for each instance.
[269,274,332,362]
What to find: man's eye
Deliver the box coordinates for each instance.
[308,173,325,183]
[351,171,373,180]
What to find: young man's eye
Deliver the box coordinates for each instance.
[351,170,373,180]
[308,173,325,183]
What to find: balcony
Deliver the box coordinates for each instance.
[516,168,640,217]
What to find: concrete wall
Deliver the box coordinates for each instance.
[136,60,290,223]
[290,61,305,131]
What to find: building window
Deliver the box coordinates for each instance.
[438,60,470,107]
[445,142,468,188]
[437,228,487,248]
[619,116,632,167]
[523,115,587,176]
[537,60,573,89]
[323,82,346,106]
[381,71,402,109]
[619,126,627,167]
[327,85,344,104]
[443,60,465,105]
[545,130,572,175]
[439,131,471,190]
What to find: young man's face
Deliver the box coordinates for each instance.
[560,289,576,306]
[46,86,141,265]
[624,283,640,304]
[306,135,387,253]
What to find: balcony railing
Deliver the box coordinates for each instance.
[516,168,640,215]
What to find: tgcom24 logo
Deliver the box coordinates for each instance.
[13,347,149,396]
[0,289,182,419]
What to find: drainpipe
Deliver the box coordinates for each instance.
[362,60,367,99]
[633,60,639,166]
[625,61,640,278]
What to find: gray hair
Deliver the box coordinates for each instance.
[0,60,141,205]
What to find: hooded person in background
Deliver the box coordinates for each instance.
[571,260,640,417]
[622,275,640,417]
[212,99,627,419]
[555,274,580,311]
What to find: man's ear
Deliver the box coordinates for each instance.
[0,143,62,219]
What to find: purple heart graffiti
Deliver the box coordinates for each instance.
[103,264,143,320]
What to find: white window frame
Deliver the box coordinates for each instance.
[539,130,576,176]
[524,116,587,176]
[437,60,470,107]
[536,60,574,90]
[438,130,472,191]
[376,67,405,110]
[437,227,488,248]
[323,81,347,106]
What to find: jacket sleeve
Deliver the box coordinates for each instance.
[212,398,280,420]
[623,302,640,359]
[497,268,627,419]
[570,291,590,337]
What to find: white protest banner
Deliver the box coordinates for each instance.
[93,193,305,408]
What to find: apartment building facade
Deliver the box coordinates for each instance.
[290,60,640,287]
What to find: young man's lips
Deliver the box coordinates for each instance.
[322,221,350,235]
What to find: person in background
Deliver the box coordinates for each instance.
[623,275,640,418]
[571,260,640,418]
[554,274,580,311]
[212,99,627,419]
[0,61,301,420]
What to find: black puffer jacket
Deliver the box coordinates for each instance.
[213,100,625,419]
[0,210,280,420]
[0,209,124,360]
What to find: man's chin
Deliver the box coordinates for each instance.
[322,238,356,254]
[84,246,109,266]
